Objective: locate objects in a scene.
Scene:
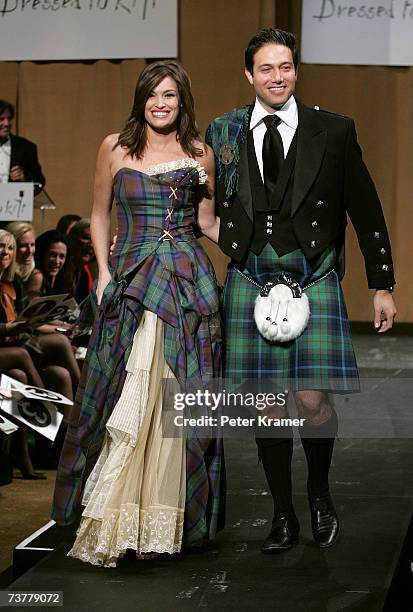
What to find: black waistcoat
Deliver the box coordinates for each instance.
[248,129,299,256]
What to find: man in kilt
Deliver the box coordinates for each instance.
[206,28,396,553]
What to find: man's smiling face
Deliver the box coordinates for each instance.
[245,43,297,112]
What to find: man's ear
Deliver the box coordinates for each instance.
[244,68,254,85]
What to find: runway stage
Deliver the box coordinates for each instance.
[7,366,413,612]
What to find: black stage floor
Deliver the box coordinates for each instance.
[8,368,413,612]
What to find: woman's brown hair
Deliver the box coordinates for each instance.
[117,60,203,160]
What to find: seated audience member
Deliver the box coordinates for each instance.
[67,219,95,303]
[5,221,36,311]
[56,214,81,236]
[0,230,70,479]
[0,99,45,195]
[27,230,71,299]
[6,222,80,395]
[0,229,76,402]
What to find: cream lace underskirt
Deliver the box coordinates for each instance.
[68,311,186,568]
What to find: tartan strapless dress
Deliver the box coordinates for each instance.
[52,159,224,567]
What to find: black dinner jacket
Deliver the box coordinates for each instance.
[10,134,46,195]
[206,100,395,289]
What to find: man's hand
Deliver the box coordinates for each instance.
[373,290,397,333]
[10,165,25,181]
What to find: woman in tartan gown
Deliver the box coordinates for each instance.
[51,61,224,567]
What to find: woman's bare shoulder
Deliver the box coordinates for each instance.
[101,133,120,150]
[96,134,123,169]
[195,142,214,171]
[29,268,43,280]
[26,268,44,298]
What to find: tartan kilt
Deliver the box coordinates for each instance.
[223,244,359,392]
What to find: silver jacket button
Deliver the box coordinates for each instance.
[380,247,386,255]
[312,220,318,228]
[232,242,238,249]
[310,240,316,247]
[374,231,380,238]
[382,264,389,271]
[227,221,234,228]
[316,200,324,207]
[223,201,229,208]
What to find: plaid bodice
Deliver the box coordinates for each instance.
[104,159,220,328]
[111,159,207,278]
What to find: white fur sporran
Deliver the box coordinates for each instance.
[253,274,310,343]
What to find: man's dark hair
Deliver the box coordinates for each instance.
[0,100,15,118]
[245,28,298,73]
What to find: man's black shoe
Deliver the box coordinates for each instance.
[309,494,339,548]
[261,516,299,554]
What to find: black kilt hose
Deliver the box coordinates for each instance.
[223,244,359,392]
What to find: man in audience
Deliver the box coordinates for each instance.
[0,99,45,196]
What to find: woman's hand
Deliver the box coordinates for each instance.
[36,322,74,335]
[96,269,112,305]
[5,320,29,336]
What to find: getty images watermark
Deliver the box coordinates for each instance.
[162,380,306,438]
[162,375,413,439]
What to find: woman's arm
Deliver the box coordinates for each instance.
[0,320,29,337]
[90,135,117,304]
[196,145,220,244]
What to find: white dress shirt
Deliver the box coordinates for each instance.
[0,137,11,184]
[249,96,298,181]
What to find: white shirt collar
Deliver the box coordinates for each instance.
[0,136,11,147]
[250,96,298,131]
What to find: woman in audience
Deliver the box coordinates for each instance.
[5,221,36,311]
[0,229,68,478]
[27,230,71,299]
[6,226,81,397]
[6,222,35,280]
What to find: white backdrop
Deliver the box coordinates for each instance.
[302,0,413,65]
[0,0,177,60]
